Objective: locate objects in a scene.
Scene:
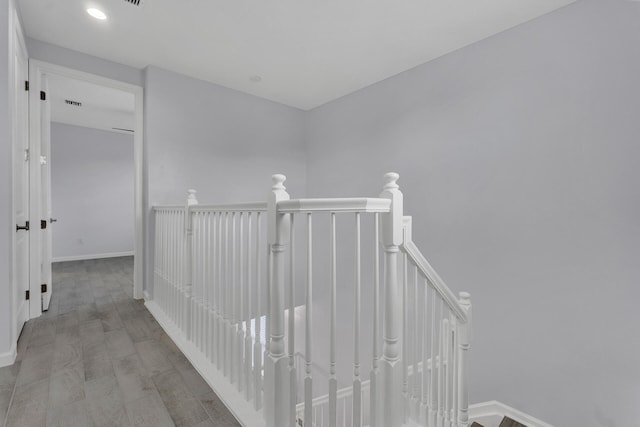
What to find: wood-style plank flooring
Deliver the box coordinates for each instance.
[0,257,240,427]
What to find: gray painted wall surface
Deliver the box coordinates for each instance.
[0,0,12,356]
[26,37,143,87]
[51,123,134,259]
[143,66,307,296]
[305,1,640,425]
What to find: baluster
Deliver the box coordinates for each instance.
[438,300,444,427]
[217,212,224,369]
[413,266,420,419]
[289,214,297,427]
[237,212,244,390]
[443,311,451,427]
[160,211,166,311]
[176,210,181,328]
[304,213,313,426]
[451,316,458,427]
[429,285,437,427]
[212,212,220,368]
[231,212,239,385]
[329,212,337,427]
[421,278,429,426]
[170,210,175,322]
[167,211,172,318]
[245,212,253,400]
[370,212,380,427]
[190,212,196,345]
[265,246,271,365]
[456,293,472,427]
[402,250,409,422]
[197,213,204,350]
[195,212,202,349]
[178,209,183,326]
[224,212,231,377]
[179,209,184,329]
[206,212,213,359]
[353,212,362,427]
[196,212,201,351]
[154,211,159,304]
[254,211,263,410]
[174,210,179,325]
[197,213,206,352]
[209,212,216,363]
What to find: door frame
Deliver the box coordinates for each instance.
[9,0,30,357]
[28,60,144,316]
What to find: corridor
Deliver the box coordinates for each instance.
[0,257,239,427]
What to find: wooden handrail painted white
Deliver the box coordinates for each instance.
[192,202,268,212]
[277,197,391,213]
[401,239,468,323]
[153,205,184,210]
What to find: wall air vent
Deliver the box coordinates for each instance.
[65,99,82,107]
[124,0,144,6]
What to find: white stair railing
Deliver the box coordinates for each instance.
[150,173,472,427]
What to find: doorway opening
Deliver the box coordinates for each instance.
[28,61,144,317]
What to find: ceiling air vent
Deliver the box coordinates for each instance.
[124,0,144,7]
[65,99,82,107]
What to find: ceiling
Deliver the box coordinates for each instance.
[48,73,135,133]
[20,0,575,110]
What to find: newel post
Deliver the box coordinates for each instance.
[377,172,404,427]
[457,292,472,427]
[184,189,198,340]
[264,174,291,427]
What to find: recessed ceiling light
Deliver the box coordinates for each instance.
[249,75,262,83]
[87,8,107,20]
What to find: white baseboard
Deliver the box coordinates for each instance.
[469,400,554,427]
[144,300,265,427]
[0,343,17,368]
[53,251,134,262]
[143,290,151,301]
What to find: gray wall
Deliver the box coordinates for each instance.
[0,0,12,357]
[305,0,640,425]
[143,66,307,296]
[50,123,134,259]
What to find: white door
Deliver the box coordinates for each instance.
[40,76,53,311]
[12,10,30,334]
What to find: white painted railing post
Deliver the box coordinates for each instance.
[264,174,291,427]
[457,292,472,427]
[377,172,404,427]
[184,189,198,340]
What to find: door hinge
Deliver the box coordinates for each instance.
[41,284,47,293]
[16,221,29,232]
[40,91,46,101]
[41,220,47,229]
[25,290,30,300]
[25,80,29,91]
[24,148,29,161]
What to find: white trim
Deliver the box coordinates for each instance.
[469,400,554,427]
[0,343,17,368]
[52,251,134,263]
[27,60,145,307]
[145,301,265,427]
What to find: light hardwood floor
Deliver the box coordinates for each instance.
[0,257,240,427]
